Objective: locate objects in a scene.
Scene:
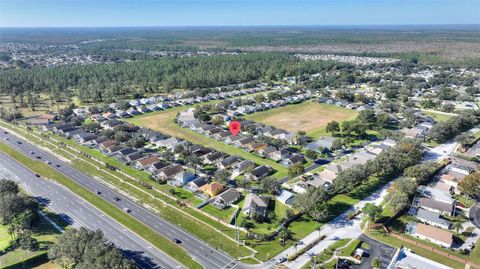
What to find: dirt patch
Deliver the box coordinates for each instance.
[245,102,358,134]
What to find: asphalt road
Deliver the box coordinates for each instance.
[470,203,480,229]
[0,128,247,269]
[0,150,181,269]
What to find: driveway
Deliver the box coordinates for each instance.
[351,234,396,269]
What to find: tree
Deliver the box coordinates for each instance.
[293,187,329,217]
[214,169,231,184]
[458,172,480,199]
[278,226,292,246]
[185,154,201,175]
[362,203,381,223]
[49,227,135,269]
[254,94,266,103]
[371,257,381,269]
[305,149,318,160]
[288,162,304,178]
[82,122,101,133]
[212,115,224,126]
[388,192,410,212]
[325,121,340,135]
[260,177,280,195]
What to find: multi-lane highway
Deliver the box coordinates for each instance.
[0,150,181,269]
[0,127,251,269]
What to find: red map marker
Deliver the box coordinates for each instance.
[229,121,241,136]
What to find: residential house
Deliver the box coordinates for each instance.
[247,165,271,181]
[132,155,160,170]
[154,164,183,181]
[73,132,97,144]
[258,146,277,157]
[98,140,117,152]
[145,161,169,174]
[218,155,241,169]
[417,186,455,204]
[170,171,196,187]
[203,151,224,165]
[413,208,451,230]
[405,222,453,248]
[243,194,269,217]
[199,182,225,197]
[270,149,290,161]
[184,177,209,192]
[276,190,295,205]
[248,143,268,152]
[281,154,304,167]
[124,152,144,164]
[306,137,337,152]
[292,181,309,194]
[416,197,455,217]
[212,189,241,209]
[232,160,255,177]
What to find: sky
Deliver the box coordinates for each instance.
[1,0,479,27]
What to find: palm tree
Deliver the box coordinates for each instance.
[452,221,463,234]
[278,226,292,246]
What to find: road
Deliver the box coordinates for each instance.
[470,203,480,229]
[0,151,181,269]
[0,127,248,269]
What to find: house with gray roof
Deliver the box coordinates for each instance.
[413,208,451,230]
[212,189,242,209]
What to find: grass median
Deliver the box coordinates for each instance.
[0,141,203,269]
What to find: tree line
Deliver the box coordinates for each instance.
[0,53,351,105]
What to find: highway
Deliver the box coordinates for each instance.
[0,150,182,269]
[0,127,247,269]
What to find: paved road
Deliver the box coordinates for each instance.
[0,151,181,269]
[470,203,480,229]
[0,128,247,269]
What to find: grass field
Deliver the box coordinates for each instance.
[245,102,358,139]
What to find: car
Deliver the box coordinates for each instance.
[45,161,52,165]
[123,207,131,213]
[16,141,22,144]
[172,238,181,244]
[35,174,40,178]
[5,138,9,140]
[56,164,61,167]
[276,257,287,264]
[96,190,102,195]
[30,151,35,154]
[114,196,120,201]
[3,131,7,134]
[36,156,41,159]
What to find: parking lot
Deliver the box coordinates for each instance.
[350,234,396,269]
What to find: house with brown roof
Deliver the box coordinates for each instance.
[406,222,453,248]
[132,155,160,170]
[154,164,183,181]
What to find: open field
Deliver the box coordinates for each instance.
[245,102,358,139]
[127,108,289,178]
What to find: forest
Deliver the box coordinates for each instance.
[0,53,352,104]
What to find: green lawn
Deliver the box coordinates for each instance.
[423,110,455,122]
[0,225,11,251]
[0,141,204,269]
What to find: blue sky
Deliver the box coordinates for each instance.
[1,0,479,27]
